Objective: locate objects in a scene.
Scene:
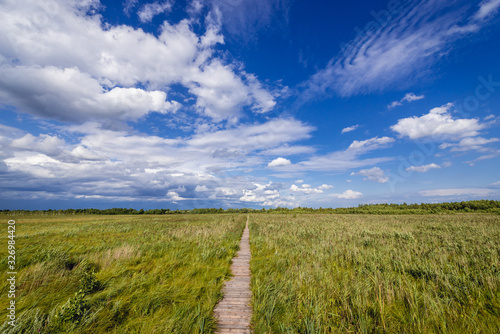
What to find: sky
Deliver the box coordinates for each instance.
[1,0,500,210]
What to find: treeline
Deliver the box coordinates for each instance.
[0,207,256,215]
[305,200,500,214]
[1,200,499,215]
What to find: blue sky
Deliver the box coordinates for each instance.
[1,0,500,210]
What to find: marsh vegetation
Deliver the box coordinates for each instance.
[250,214,500,333]
[0,214,246,333]
[2,213,499,333]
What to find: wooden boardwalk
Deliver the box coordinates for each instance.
[214,218,252,333]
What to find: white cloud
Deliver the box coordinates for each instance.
[0,66,179,123]
[124,0,139,14]
[268,157,291,167]
[238,182,294,207]
[187,61,276,120]
[10,134,66,157]
[0,117,314,204]
[188,0,204,16]
[475,0,500,20]
[188,118,313,151]
[239,190,266,202]
[351,167,388,183]
[289,183,332,194]
[273,136,394,174]
[405,163,441,173]
[420,188,495,197]
[0,0,275,122]
[195,185,209,192]
[138,1,173,23]
[465,150,500,166]
[260,145,316,156]
[341,124,360,134]
[347,136,395,152]
[491,181,500,187]
[336,190,363,199]
[167,191,184,201]
[215,187,238,196]
[388,92,425,109]
[295,179,304,184]
[290,184,320,194]
[303,0,498,98]
[391,103,485,140]
[402,92,426,102]
[439,137,500,152]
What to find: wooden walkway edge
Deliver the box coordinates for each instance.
[214,217,252,333]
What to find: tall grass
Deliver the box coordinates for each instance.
[0,214,246,333]
[249,214,500,333]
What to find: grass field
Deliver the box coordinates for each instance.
[0,214,246,333]
[2,213,499,333]
[249,214,500,333]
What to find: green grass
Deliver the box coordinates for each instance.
[3,213,499,333]
[249,214,500,333]
[0,214,247,333]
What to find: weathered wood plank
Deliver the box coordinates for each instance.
[214,217,252,333]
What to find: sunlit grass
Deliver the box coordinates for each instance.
[0,214,246,333]
[249,214,500,333]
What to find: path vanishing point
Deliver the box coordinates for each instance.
[214,217,252,333]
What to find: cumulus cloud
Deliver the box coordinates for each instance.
[351,167,388,183]
[215,187,238,196]
[341,124,360,134]
[195,185,209,192]
[239,182,294,207]
[405,163,441,173]
[0,0,275,122]
[391,103,485,140]
[0,66,179,123]
[0,117,314,205]
[10,134,66,157]
[268,157,291,167]
[167,191,185,202]
[336,190,363,199]
[289,183,333,194]
[388,92,425,109]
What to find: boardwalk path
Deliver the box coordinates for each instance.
[214,217,252,333]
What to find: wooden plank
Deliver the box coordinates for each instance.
[215,217,253,333]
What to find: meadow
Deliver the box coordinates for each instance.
[1,213,499,333]
[249,214,500,333]
[0,214,246,333]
